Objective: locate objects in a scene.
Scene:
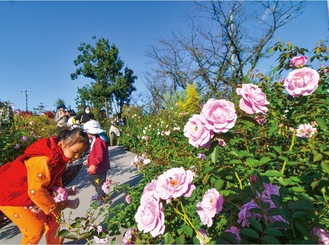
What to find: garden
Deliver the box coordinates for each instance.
[1,41,329,244]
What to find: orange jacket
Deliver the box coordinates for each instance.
[0,137,69,214]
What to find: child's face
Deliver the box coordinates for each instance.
[61,142,88,162]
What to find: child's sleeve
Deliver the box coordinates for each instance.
[25,156,59,215]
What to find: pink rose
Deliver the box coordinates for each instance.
[135,191,165,237]
[201,99,237,133]
[283,67,319,97]
[51,186,68,203]
[236,84,269,115]
[123,228,137,245]
[125,195,131,204]
[197,188,224,227]
[155,167,196,201]
[312,227,329,245]
[296,123,317,138]
[290,55,307,68]
[183,114,214,148]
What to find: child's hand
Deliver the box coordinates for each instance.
[88,165,96,174]
[83,160,88,166]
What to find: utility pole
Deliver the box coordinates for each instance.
[21,89,32,111]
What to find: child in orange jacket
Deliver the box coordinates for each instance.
[0,128,89,244]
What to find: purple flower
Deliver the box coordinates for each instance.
[237,199,263,227]
[224,226,241,243]
[14,144,20,149]
[21,136,28,142]
[155,167,196,201]
[197,188,224,227]
[312,227,329,245]
[201,99,237,133]
[236,84,269,115]
[183,114,214,148]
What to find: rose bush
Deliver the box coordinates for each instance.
[59,42,329,244]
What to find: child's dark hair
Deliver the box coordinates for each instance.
[58,128,89,148]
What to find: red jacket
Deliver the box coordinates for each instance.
[87,136,110,174]
[0,137,69,206]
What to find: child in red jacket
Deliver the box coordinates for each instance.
[83,120,111,204]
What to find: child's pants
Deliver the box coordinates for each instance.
[89,171,107,199]
[0,205,62,244]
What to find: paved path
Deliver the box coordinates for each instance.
[0,146,139,245]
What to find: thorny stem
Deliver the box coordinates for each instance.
[173,199,209,245]
[281,130,296,175]
[235,172,243,189]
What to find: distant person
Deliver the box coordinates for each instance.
[0,128,89,244]
[76,105,94,125]
[67,109,78,128]
[55,104,69,132]
[83,120,110,205]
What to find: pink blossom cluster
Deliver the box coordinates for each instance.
[197,188,224,227]
[131,153,151,169]
[184,99,237,148]
[135,167,196,237]
[51,186,68,203]
[296,123,317,138]
[123,228,137,245]
[236,84,269,115]
[237,183,288,227]
[101,178,112,195]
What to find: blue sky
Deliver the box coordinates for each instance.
[0,1,328,112]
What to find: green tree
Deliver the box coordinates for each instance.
[71,36,137,119]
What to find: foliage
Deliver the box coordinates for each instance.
[0,112,57,166]
[71,36,137,118]
[176,83,201,115]
[57,41,329,244]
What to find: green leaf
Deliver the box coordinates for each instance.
[264,170,284,177]
[315,117,326,129]
[291,186,305,192]
[211,145,219,164]
[240,228,259,239]
[314,153,323,162]
[229,159,243,164]
[259,157,272,164]
[214,179,225,190]
[247,217,263,231]
[278,155,289,162]
[261,235,281,244]
[220,231,238,244]
[294,219,310,238]
[321,161,329,174]
[272,146,282,154]
[175,234,185,244]
[184,225,193,237]
[264,228,284,237]
[271,194,282,207]
[164,232,175,245]
[246,158,263,166]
